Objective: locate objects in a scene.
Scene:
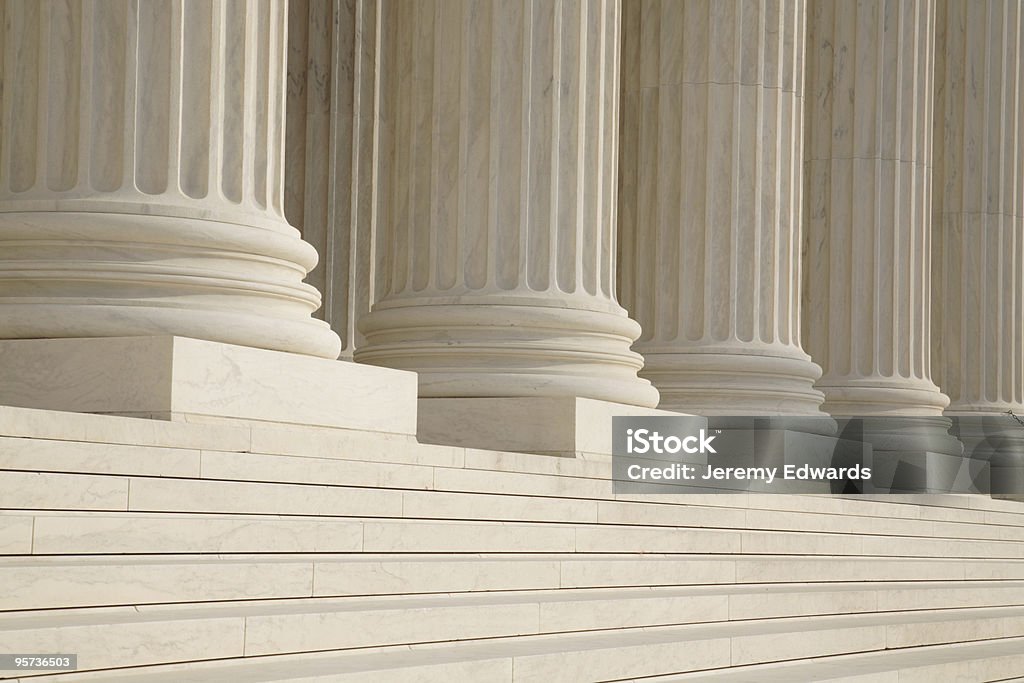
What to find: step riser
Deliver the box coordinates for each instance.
[10,559,1024,611]
[9,613,1024,680]
[7,437,1024,533]
[656,644,1024,682]
[4,513,1024,559]
[22,641,1024,683]
[5,408,1024,682]
[16,559,1024,611]
[9,585,1024,648]
[4,465,1024,546]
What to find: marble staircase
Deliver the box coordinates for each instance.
[2,406,1024,681]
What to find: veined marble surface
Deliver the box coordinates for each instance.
[0,336,418,434]
[802,0,949,415]
[617,0,825,415]
[932,0,1024,415]
[355,0,658,407]
[285,0,380,360]
[0,0,340,358]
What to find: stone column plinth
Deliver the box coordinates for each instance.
[354,0,658,407]
[0,0,340,359]
[803,0,949,416]
[617,0,825,416]
[286,0,380,360]
[932,1,1024,495]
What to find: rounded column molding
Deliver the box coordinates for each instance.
[0,0,340,359]
[354,0,658,407]
[932,0,1024,419]
[803,0,949,416]
[617,0,825,416]
[284,0,381,360]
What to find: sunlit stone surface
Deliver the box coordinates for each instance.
[0,0,1021,679]
[618,0,826,416]
[0,0,340,358]
[932,0,1024,417]
[802,0,949,416]
[354,0,658,407]
[285,0,380,360]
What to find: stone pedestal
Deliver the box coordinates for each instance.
[803,0,950,417]
[354,0,657,408]
[617,0,825,416]
[0,0,339,359]
[418,398,682,457]
[0,336,417,435]
[951,416,1024,497]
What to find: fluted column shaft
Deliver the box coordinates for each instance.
[933,0,1024,416]
[0,0,339,358]
[617,0,824,415]
[803,0,948,415]
[286,0,380,360]
[355,0,658,406]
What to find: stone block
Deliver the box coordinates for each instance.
[417,396,687,456]
[0,336,417,434]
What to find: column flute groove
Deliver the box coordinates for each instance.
[803,0,948,415]
[618,0,824,415]
[0,0,340,358]
[356,0,657,407]
[285,0,381,359]
[932,0,1024,416]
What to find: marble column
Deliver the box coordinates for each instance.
[286,0,380,360]
[0,0,340,359]
[932,0,1024,494]
[354,0,658,407]
[932,0,1024,417]
[617,0,825,415]
[803,0,949,416]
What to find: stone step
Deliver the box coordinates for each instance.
[0,406,252,453]
[3,408,1024,680]
[13,608,1024,681]
[8,554,1024,611]
[5,509,1024,559]
[7,580,1024,657]
[3,465,1024,550]
[5,432,1024,535]
[640,636,1024,682]
[3,407,1024,526]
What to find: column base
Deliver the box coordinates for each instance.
[356,303,660,408]
[417,397,683,456]
[948,414,1024,498]
[867,450,969,494]
[818,378,951,416]
[0,211,342,359]
[0,336,418,435]
[638,350,827,416]
[840,416,966,493]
